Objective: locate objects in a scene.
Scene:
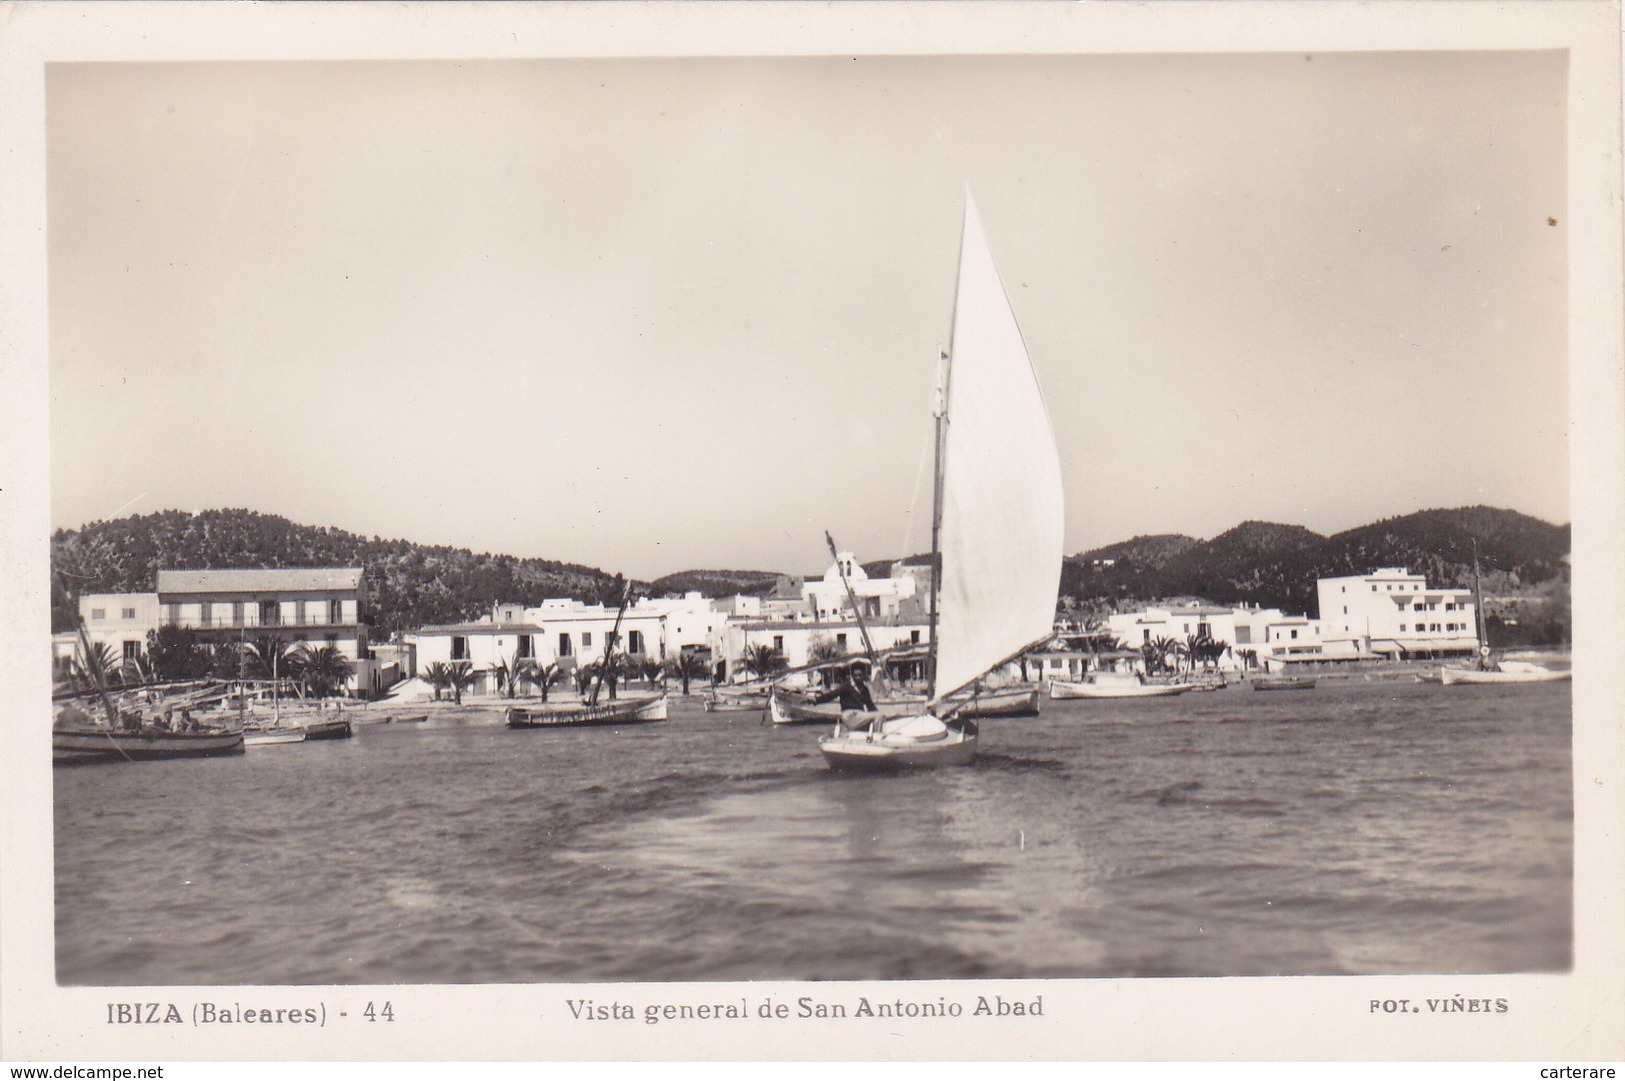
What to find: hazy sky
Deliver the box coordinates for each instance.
[48,51,1568,579]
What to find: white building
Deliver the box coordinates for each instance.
[1257,616,1327,671]
[410,615,547,696]
[711,617,929,683]
[77,592,163,668]
[1106,604,1240,662]
[409,591,725,697]
[1316,567,1479,659]
[802,551,921,622]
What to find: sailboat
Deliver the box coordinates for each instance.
[1440,547,1570,686]
[818,194,1064,771]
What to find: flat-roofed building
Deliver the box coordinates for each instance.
[1316,567,1479,659]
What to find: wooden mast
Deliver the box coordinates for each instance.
[926,348,953,699]
[823,532,881,674]
[1471,540,1491,668]
[588,583,632,706]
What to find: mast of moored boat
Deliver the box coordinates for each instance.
[588,584,633,706]
[925,348,953,702]
[1471,540,1491,668]
[74,615,122,729]
[823,531,882,672]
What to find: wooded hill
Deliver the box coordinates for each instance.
[51,504,1570,644]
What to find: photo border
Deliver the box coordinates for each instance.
[2,0,1620,1063]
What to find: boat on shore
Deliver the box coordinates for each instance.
[818,194,1064,771]
[1251,675,1317,691]
[1049,674,1194,699]
[506,694,669,728]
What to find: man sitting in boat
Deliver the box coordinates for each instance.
[808,664,881,726]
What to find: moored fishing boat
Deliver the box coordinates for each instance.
[302,718,353,740]
[819,194,1064,771]
[768,685,841,726]
[1251,675,1317,691]
[951,684,1041,718]
[53,661,244,765]
[505,694,669,728]
[704,686,769,712]
[243,726,306,746]
[1048,674,1194,699]
[54,724,246,764]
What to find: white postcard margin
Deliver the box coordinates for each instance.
[0,0,1620,1064]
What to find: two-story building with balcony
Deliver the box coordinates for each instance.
[156,567,366,652]
[156,568,370,686]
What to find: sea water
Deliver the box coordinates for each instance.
[53,678,1571,984]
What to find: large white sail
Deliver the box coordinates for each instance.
[932,196,1065,701]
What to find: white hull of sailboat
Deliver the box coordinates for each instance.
[1048,677,1194,699]
[1440,665,1570,686]
[818,716,978,771]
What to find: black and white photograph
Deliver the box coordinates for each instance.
[2,0,1621,1067]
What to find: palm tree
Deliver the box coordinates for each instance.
[663,651,710,696]
[740,643,786,683]
[246,636,295,682]
[293,645,353,698]
[70,639,119,692]
[577,658,620,700]
[1187,635,1229,672]
[534,662,566,702]
[492,649,540,699]
[422,661,452,702]
[445,660,477,705]
[1145,635,1181,676]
